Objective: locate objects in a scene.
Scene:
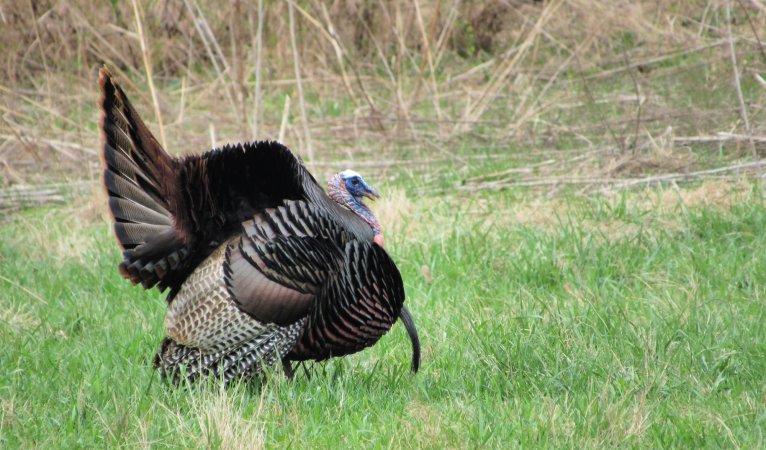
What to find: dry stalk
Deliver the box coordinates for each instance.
[0,273,48,305]
[673,134,766,144]
[251,0,264,140]
[737,0,766,64]
[507,37,590,136]
[749,0,766,14]
[412,0,443,121]
[348,3,402,131]
[0,84,80,130]
[433,0,460,69]
[726,0,757,158]
[316,2,357,103]
[130,0,167,150]
[279,94,291,144]
[175,76,187,125]
[0,117,41,162]
[621,45,643,152]
[580,40,730,82]
[0,133,96,157]
[605,159,766,192]
[575,55,625,153]
[287,0,314,162]
[27,0,51,103]
[447,56,504,86]
[464,159,557,183]
[454,0,562,135]
[228,1,247,132]
[209,122,217,149]
[459,159,766,194]
[66,6,137,83]
[183,0,239,122]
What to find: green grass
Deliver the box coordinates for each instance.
[2,181,766,448]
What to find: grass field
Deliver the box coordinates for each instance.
[2,180,765,448]
[3,1,766,448]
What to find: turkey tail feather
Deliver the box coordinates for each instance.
[154,319,305,385]
[399,306,420,373]
[99,67,188,291]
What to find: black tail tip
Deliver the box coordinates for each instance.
[399,306,420,373]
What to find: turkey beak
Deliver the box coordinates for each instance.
[362,186,380,201]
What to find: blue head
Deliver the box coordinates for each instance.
[339,169,379,202]
[328,169,383,243]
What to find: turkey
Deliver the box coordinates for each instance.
[97,67,420,384]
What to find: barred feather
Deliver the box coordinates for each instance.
[98,66,419,385]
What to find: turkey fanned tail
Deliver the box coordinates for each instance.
[99,68,192,291]
[98,67,419,383]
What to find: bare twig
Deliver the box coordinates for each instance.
[621,45,643,152]
[287,0,314,163]
[433,0,461,69]
[0,118,41,161]
[455,0,562,134]
[348,3,400,131]
[460,160,766,193]
[0,187,64,204]
[575,56,625,153]
[208,123,216,149]
[737,0,766,65]
[183,0,238,120]
[0,85,80,130]
[289,1,378,119]
[726,0,757,157]
[175,76,187,125]
[606,159,766,192]
[459,176,629,191]
[279,95,291,144]
[27,0,51,103]
[580,40,730,81]
[749,0,766,14]
[251,0,264,140]
[0,273,48,305]
[131,0,167,149]
[508,37,590,135]
[464,159,557,183]
[315,2,357,104]
[413,0,443,120]
[673,134,766,144]
[0,134,96,157]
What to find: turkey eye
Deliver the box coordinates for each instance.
[351,179,360,185]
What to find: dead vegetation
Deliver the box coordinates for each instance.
[1,1,766,208]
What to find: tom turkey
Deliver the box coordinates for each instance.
[98,67,420,384]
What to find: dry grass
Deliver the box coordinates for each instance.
[654,179,753,210]
[8,199,108,265]
[194,389,266,450]
[1,1,765,195]
[0,303,41,334]
[462,179,755,244]
[1,397,16,435]
[400,400,449,447]
[371,187,415,237]
[163,387,266,450]
[1,5,766,442]
[366,177,757,255]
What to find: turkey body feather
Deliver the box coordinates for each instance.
[98,67,419,383]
